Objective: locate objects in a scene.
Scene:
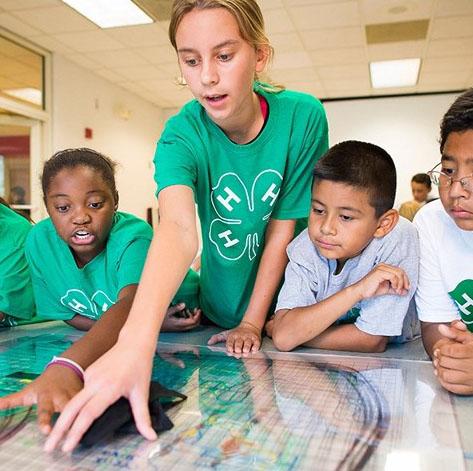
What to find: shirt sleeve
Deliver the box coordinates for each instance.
[272,101,329,221]
[154,118,198,197]
[414,210,459,322]
[275,245,319,312]
[116,238,151,292]
[354,221,420,336]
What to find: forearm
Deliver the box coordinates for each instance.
[272,285,361,351]
[60,289,136,368]
[120,220,198,348]
[421,321,448,358]
[303,324,388,353]
[243,219,295,329]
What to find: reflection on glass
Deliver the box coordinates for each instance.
[0,35,44,110]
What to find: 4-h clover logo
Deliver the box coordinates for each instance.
[60,289,115,319]
[209,170,283,261]
[449,279,473,331]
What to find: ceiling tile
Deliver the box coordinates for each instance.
[112,64,165,81]
[422,56,473,73]
[52,30,125,52]
[105,23,169,48]
[0,12,42,37]
[270,66,320,83]
[317,63,369,81]
[67,53,102,70]
[289,2,360,31]
[0,0,60,10]
[272,51,313,70]
[86,49,148,68]
[269,32,304,54]
[10,5,96,34]
[427,38,473,58]
[157,62,180,79]
[259,0,284,9]
[436,0,473,17]
[430,16,473,40]
[94,68,126,84]
[134,45,176,64]
[283,80,324,97]
[29,34,75,54]
[360,0,434,24]
[264,8,295,34]
[300,26,364,50]
[310,47,367,66]
[367,40,425,61]
[418,69,472,86]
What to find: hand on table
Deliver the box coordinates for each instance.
[0,366,83,435]
[208,320,262,358]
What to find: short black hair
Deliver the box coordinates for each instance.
[313,140,396,218]
[440,88,473,153]
[41,148,117,198]
[411,173,432,190]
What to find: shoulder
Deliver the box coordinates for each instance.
[26,218,55,244]
[160,100,204,139]
[287,229,320,266]
[390,216,418,239]
[109,212,153,241]
[413,199,446,229]
[261,86,325,118]
[0,204,31,239]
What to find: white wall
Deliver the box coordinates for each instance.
[323,92,460,206]
[50,54,163,221]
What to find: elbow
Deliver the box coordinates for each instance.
[272,329,296,352]
[370,336,388,353]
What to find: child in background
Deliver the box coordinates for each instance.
[399,173,432,221]
[0,148,199,431]
[268,141,419,353]
[0,197,34,326]
[415,89,473,395]
[44,0,328,452]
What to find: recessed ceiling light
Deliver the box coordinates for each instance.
[3,88,42,105]
[61,0,153,28]
[370,58,421,89]
[389,5,408,14]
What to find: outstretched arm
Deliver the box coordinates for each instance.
[0,283,137,433]
[44,185,199,452]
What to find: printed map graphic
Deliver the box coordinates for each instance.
[0,324,465,470]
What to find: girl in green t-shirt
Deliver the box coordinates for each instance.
[0,198,34,326]
[30,1,328,451]
[0,148,200,432]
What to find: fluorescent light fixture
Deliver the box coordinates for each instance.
[61,0,153,28]
[370,58,421,89]
[3,88,42,106]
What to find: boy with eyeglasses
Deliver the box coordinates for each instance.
[267,140,419,353]
[414,88,473,395]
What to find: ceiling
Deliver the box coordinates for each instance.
[0,0,472,109]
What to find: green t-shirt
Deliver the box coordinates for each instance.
[155,84,328,328]
[0,204,34,320]
[25,212,152,321]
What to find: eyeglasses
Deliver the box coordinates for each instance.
[428,163,473,192]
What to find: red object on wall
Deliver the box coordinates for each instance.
[85,127,93,139]
[0,135,30,156]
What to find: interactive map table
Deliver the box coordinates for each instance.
[0,322,470,470]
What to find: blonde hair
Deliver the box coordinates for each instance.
[169,0,283,92]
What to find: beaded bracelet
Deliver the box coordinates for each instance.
[46,356,85,382]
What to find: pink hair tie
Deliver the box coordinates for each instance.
[46,356,85,382]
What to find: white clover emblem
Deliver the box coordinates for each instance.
[209,170,283,261]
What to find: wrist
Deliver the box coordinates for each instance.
[239,319,262,334]
[45,356,84,382]
[346,283,364,303]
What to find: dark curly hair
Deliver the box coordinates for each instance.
[41,148,117,199]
